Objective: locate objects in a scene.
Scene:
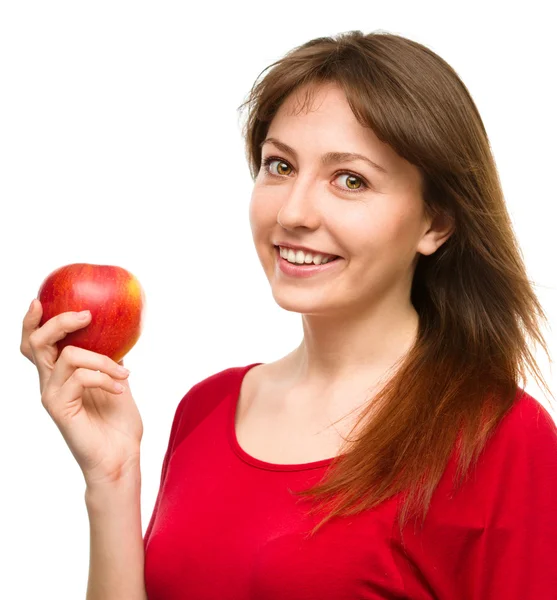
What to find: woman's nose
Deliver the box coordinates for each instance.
[276,178,323,231]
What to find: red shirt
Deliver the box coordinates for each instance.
[143,363,557,599]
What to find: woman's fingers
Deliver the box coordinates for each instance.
[48,345,129,398]
[42,367,126,421]
[26,305,93,386]
[22,299,129,397]
[28,308,92,358]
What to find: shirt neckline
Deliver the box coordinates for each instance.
[228,362,339,472]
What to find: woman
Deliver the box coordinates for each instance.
[21,31,557,599]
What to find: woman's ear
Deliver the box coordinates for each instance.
[418,212,455,257]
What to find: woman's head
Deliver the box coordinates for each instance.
[237,30,553,536]
[240,29,509,326]
[248,79,454,321]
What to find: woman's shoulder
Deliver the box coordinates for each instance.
[173,362,264,415]
[486,389,557,456]
[164,362,264,450]
[443,389,557,501]
[189,361,264,395]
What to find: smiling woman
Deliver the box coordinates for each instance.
[142,30,557,599]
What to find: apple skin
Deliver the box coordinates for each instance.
[37,263,146,363]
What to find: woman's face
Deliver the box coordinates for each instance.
[249,82,444,318]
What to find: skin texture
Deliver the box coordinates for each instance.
[249,82,454,411]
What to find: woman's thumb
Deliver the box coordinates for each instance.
[26,298,43,325]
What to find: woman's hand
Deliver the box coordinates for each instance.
[20,299,144,487]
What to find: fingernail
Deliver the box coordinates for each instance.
[77,310,91,320]
[117,366,130,375]
[29,299,35,312]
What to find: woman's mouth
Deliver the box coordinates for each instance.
[274,246,343,279]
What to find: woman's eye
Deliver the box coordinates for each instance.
[261,156,369,193]
[336,173,365,191]
[264,158,292,176]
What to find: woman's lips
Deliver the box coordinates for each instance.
[275,246,344,278]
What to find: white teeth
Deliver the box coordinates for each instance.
[278,246,336,265]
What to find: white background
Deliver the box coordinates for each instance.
[1,1,555,598]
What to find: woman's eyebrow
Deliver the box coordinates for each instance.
[260,137,388,174]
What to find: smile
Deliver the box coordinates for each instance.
[275,246,344,279]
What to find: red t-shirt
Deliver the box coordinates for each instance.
[143,362,557,599]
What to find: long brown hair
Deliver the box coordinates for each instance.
[236,30,554,538]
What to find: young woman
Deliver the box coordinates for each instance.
[21,31,557,599]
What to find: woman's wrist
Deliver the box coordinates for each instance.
[85,467,141,511]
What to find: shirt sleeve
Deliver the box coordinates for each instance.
[393,394,557,599]
[143,396,187,548]
[473,400,557,599]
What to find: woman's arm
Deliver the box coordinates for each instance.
[84,467,147,600]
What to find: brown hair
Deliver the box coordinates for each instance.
[236,30,554,538]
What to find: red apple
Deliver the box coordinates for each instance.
[37,263,146,363]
